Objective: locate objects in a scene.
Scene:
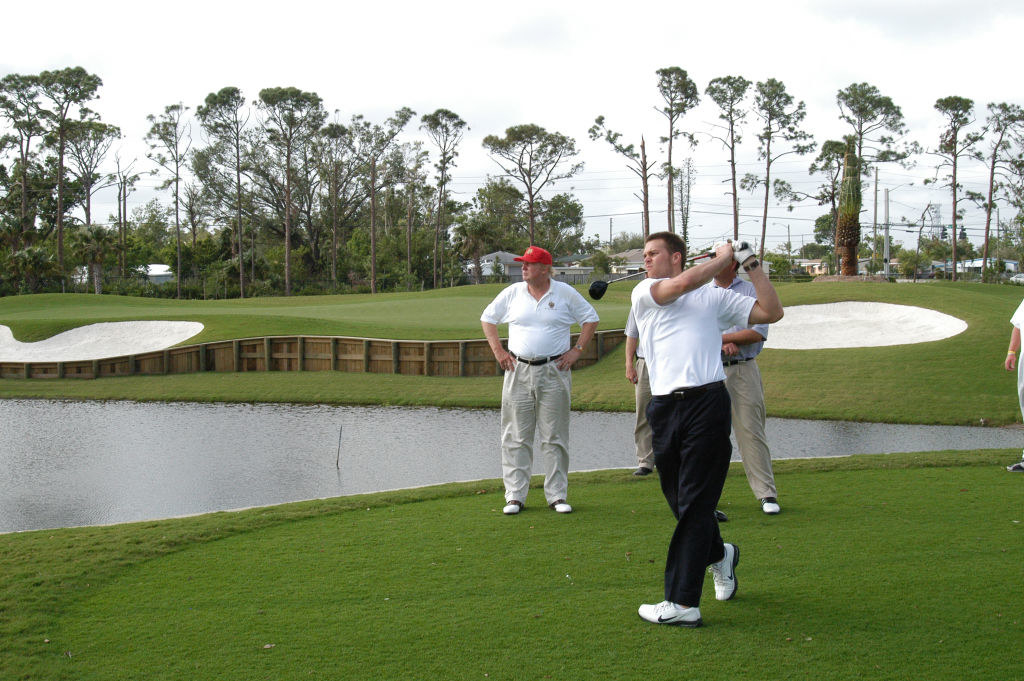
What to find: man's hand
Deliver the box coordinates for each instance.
[714,242,734,260]
[496,349,517,372]
[557,347,583,371]
[626,363,638,384]
[1006,353,1017,371]
[722,342,740,357]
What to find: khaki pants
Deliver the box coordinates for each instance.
[723,359,777,500]
[500,361,571,505]
[634,357,654,469]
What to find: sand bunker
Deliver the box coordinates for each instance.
[765,302,967,350]
[0,321,205,362]
[0,302,966,362]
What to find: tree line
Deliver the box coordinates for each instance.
[3,66,1024,298]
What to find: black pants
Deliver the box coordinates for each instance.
[647,384,732,606]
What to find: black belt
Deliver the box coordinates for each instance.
[510,352,561,366]
[722,358,752,367]
[668,381,725,399]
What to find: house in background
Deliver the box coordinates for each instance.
[793,258,828,276]
[958,258,1019,275]
[470,251,593,284]
[144,264,174,284]
[470,252,520,280]
[608,248,645,274]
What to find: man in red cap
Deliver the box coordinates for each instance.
[481,245,599,515]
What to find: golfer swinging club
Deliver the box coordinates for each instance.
[632,232,783,627]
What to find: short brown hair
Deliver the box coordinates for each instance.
[645,231,686,256]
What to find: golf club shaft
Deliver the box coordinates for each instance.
[606,252,713,284]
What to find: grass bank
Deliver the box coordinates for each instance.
[2,451,1020,681]
[1,282,1022,424]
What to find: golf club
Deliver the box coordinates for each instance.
[588,251,714,300]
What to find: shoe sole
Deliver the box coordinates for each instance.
[638,613,702,628]
[719,544,740,601]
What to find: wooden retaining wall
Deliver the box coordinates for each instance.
[0,330,627,380]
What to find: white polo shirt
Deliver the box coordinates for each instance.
[481,280,599,359]
[631,279,754,396]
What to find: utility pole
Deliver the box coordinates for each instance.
[787,224,792,272]
[872,167,879,270]
[884,188,891,278]
[915,203,931,283]
[608,218,612,247]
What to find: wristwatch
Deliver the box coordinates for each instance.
[574,343,584,351]
[743,260,760,272]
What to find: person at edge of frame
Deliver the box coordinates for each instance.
[1003,296,1024,472]
[480,245,600,515]
[631,232,783,628]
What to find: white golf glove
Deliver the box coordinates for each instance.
[732,241,756,266]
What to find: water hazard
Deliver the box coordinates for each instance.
[1,399,1020,533]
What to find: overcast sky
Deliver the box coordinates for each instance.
[4,0,1023,255]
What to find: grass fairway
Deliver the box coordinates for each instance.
[2,286,1024,680]
[2,452,1021,681]
[1,281,1023,424]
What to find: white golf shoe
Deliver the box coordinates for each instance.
[503,500,523,515]
[709,542,739,601]
[549,500,572,513]
[638,600,702,627]
[760,497,781,515]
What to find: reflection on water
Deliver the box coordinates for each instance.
[1,399,1020,533]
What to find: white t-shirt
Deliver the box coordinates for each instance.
[631,279,755,396]
[481,280,599,358]
[1011,298,1024,329]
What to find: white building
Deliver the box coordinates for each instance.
[144,264,174,284]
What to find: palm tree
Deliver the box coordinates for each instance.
[71,225,116,294]
[12,246,57,293]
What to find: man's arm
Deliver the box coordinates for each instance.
[1006,326,1020,371]
[743,258,784,324]
[557,321,598,370]
[722,329,766,346]
[625,334,638,384]
[650,243,734,306]
[482,321,516,372]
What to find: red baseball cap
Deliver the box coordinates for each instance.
[514,245,553,265]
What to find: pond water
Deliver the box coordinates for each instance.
[2,399,1020,533]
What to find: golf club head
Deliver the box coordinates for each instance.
[588,280,608,300]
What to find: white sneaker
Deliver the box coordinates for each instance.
[709,542,739,601]
[638,600,702,627]
[503,501,523,515]
[549,500,572,513]
[760,497,781,515]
